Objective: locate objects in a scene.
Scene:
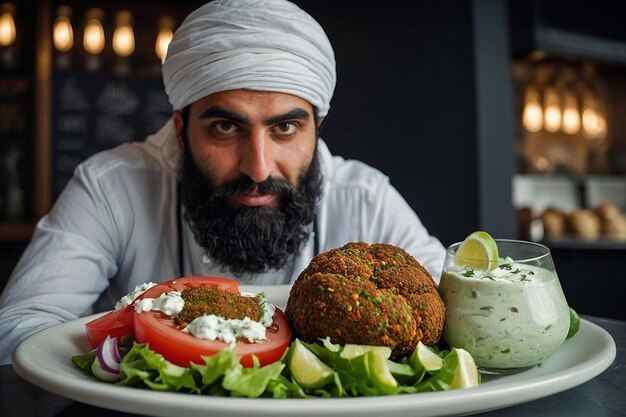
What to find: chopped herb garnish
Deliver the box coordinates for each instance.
[499,263,513,270]
[501,348,511,354]
[257,292,267,319]
[462,268,475,277]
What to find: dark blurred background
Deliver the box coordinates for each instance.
[1,0,625,319]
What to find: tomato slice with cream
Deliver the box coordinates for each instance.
[133,276,291,367]
[85,276,241,349]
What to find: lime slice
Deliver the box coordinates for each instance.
[454,231,499,271]
[408,341,443,374]
[567,307,580,339]
[386,360,417,385]
[366,350,398,394]
[427,348,480,390]
[340,343,392,360]
[289,339,334,389]
[448,348,480,389]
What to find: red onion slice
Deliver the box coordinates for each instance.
[96,336,120,374]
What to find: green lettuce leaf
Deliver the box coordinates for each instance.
[118,343,199,393]
[189,349,239,388]
[266,374,309,398]
[71,351,96,374]
[222,357,285,398]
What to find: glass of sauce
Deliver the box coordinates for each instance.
[438,239,570,374]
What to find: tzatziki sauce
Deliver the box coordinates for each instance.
[439,262,570,370]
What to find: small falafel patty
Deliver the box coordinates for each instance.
[286,242,445,357]
[174,286,260,326]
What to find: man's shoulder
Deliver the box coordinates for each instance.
[324,153,390,192]
[78,122,178,179]
[78,141,164,177]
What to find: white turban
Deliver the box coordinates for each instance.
[162,0,336,117]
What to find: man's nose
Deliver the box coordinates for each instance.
[239,131,273,183]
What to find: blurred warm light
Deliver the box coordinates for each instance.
[596,114,607,140]
[522,85,543,133]
[532,155,550,172]
[0,4,16,47]
[53,6,73,52]
[155,16,174,63]
[582,95,607,140]
[521,63,608,142]
[561,91,580,135]
[113,11,134,57]
[596,100,608,140]
[582,106,599,138]
[543,86,561,133]
[83,8,105,55]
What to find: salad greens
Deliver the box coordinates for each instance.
[72,337,479,398]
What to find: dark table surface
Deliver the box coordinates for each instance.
[1,315,624,417]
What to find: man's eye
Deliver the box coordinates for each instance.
[275,122,296,135]
[214,121,237,133]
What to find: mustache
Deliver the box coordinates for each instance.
[211,175,295,198]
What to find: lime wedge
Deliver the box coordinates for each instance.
[448,348,480,389]
[567,307,580,339]
[454,231,499,271]
[289,339,334,389]
[386,360,417,385]
[408,341,443,374]
[340,343,392,360]
[366,350,398,394]
[426,348,480,390]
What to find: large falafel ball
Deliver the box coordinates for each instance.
[285,242,445,357]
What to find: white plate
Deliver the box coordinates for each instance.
[13,285,616,417]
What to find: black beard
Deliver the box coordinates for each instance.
[179,139,322,276]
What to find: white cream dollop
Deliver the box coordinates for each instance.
[134,291,185,316]
[183,315,267,345]
[115,282,158,310]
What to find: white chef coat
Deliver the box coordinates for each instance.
[0,120,445,364]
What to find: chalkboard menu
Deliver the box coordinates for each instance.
[52,72,172,198]
[0,75,33,222]
[0,0,35,223]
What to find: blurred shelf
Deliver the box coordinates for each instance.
[0,223,35,241]
[510,0,626,65]
[542,236,626,250]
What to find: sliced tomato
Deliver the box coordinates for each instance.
[85,305,134,348]
[85,277,239,349]
[133,277,291,368]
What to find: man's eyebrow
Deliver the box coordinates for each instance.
[265,108,311,125]
[196,106,311,125]
[197,107,249,124]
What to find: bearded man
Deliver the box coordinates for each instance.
[0,0,445,364]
